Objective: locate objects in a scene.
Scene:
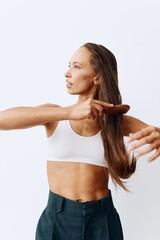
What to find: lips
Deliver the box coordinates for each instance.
[66,80,73,88]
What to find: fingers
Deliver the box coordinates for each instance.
[93,104,103,116]
[131,141,158,158]
[148,148,160,162]
[88,112,96,120]
[88,104,103,119]
[128,126,160,162]
[87,99,128,118]
[90,99,114,117]
[92,100,130,115]
[92,99,114,107]
[129,134,158,150]
[86,99,107,119]
[128,126,158,142]
[134,148,160,162]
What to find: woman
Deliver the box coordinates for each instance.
[0,42,160,240]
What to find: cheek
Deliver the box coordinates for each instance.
[76,80,93,92]
[74,72,94,86]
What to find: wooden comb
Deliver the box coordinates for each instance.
[103,104,130,115]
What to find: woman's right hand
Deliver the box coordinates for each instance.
[67,98,114,120]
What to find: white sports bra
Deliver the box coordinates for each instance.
[46,120,108,168]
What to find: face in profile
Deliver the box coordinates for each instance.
[64,47,98,98]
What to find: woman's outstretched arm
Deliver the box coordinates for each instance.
[0,104,66,130]
[0,99,114,130]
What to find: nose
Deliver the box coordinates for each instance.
[64,68,71,78]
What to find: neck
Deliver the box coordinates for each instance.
[77,92,97,103]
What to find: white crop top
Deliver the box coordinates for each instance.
[46,120,108,168]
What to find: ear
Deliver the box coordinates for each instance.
[93,76,101,85]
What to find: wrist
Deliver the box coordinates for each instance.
[62,106,72,120]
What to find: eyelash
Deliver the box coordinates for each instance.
[68,64,80,69]
[74,65,80,69]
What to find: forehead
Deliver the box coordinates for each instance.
[70,47,92,64]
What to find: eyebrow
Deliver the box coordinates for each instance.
[69,61,83,66]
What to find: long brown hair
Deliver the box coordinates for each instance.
[82,42,136,190]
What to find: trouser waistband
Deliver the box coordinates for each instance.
[47,190,114,216]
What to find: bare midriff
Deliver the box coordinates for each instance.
[47,161,109,202]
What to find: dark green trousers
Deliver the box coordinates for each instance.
[35,190,123,240]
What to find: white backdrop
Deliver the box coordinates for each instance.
[0,1,160,239]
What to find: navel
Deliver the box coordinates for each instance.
[76,199,83,202]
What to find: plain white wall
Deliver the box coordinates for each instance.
[0,0,160,239]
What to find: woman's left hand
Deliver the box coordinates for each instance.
[128,126,160,162]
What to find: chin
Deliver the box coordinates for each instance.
[67,89,80,95]
[67,92,77,96]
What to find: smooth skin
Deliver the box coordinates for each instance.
[0,47,160,202]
